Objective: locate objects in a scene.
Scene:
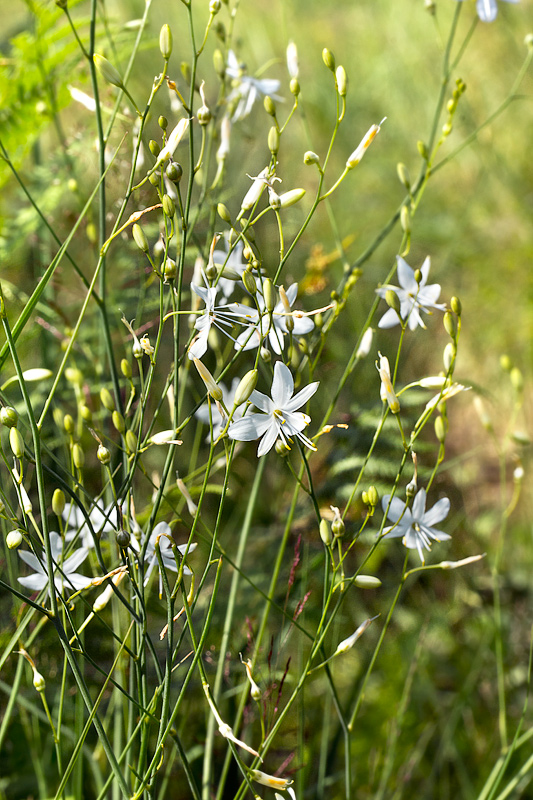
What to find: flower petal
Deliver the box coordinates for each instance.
[423,497,451,527]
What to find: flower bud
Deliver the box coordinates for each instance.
[304,151,320,166]
[97,444,111,464]
[417,140,429,160]
[319,518,332,546]
[73,443,85,469]
[290,77,300,96]
[132,223,149,253]
[121,358,132,379]
[443,343,456,372]
[263,96,276,117]
[53,408,64,429]
[63,414,75,434]
[52,488,65,517]
[279,188,306,208]
[434,415,448,443]
[162,194,175,218]
[242,658,261,701]
[159,115,168,130]
[9,428,24,459]
[260,346,271,363]
[125,430,138,454]
[385,289,401,316]
[268,126,280,154]
[275,439,291,456]
[400,204,410,234]
[159,24,173,60]
[193,358,223,402]
[242,268,257,296]
[336,65,347,96]
[397,162,410,189]
[116,530,131,548]
[1,406,18,428]
[367,486,379,507]
[353,575,382,589]
[112,411,125,434]
[149,139,161,157]
[443,311,457,339]
[100,387,115,412]
[217,203,231,223]
[209,0,221,13]
[450,296,461,316]
[234,370,258,406]
[322,48,335,71]
[164,258,177,282]
[33,669,46,693]
[7,529,23,549]
[80,405,92,423]
[93,54,123,88]
[268,189,281,210]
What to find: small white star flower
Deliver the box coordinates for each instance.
[226,50,282,121]
[188,280,256,360]
[143,522,196,591]
[455,0,520,23]
[228,361,319,457]
[18,532,93,598]
[381,488,451,563]
[376,256,446,330]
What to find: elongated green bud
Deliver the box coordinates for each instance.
[125,430,138,454]
[73,443,84,469]
[52,488,65,517]
[443,311,457,339]
[242,268,257,296]
[268,126,279,154]
[63,414,75,434]
[93,54,123,88]
[112,411,125,434]
[217,203,231,223]
[263,96,276,117]
[121,359,132,379]
[10,428,24,458]
[132,223,149,253]
[193,358,223,402]
[322,48,335,72]
[385,289,401,315]
[279,188,306,208]
[353,575,381,588]
[234,370,258,406]
[319,518,332,546]
[159,24,173,60]
[162,194,175,218]
[290,77,300,96]
[336,65,347,96]
[397,162,410,189]
[451,296,462,316]
[263,278,275,312]
[100,387,115,412]
[434,415,448,443]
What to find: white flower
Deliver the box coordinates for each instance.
[226,50,282,121]
[381,488,451,563]
[18,532,92,597]
[228,361,319,457]
[376,256,446,330]
[234,281,314,355]
[143,522,196,591]
[456,0,519,23]
[188,279,256,360]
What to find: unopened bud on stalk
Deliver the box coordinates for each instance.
[304,151,320,166]
[268,126,280,154]
[52,488,65,517]
[73,443,85,469]
[261,346,271,363]
[9,428,24,459]
[125,430,137,455]
[320,518,332,546]
[149,139,161,157]
[336,65,347,96]
[209,0,221,13]
[322,48,335,71]
[93,54,124,88]
[164,258,177,282]
[159,24,173,60]
[1,406,18,428]
[434,415,448,443]
[217,203,231,223]
[193,358,223,401]
[63,414,75,434]
[234,370,258,406]
[100,387,115,412]
[474,396,492,432]
[80,405,92,423]
[279,188,306,208]
[97,444,111,464]
[397,162,410,189]
[377,352,400,414]
[443,311,457,339]
[162,194,175,218]
[112,411,125,434]
[264,96,276,117]
[132,223,149,253]
[385,289,401,316]
[417,140,429,160]
[356,328,373,359]
[367,486,379,507]
[346,119,385,169]
[242,268,257,296]
[290,77,300,96]
[353,575,382,589]
[443,343,456,371]
[159,115,168,130]
[275,439,290,456]
[400,205,410,234]
[7,530,23,549]
[213,48,225,77]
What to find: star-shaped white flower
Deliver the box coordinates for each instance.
[381,488,451,563]
[456,0,519,23]
[18,532,93,597]
[226,50,282,121]
[376,256,446,330]
[143,522,196,591]
[188,280,256,360]
[228,361,319,457]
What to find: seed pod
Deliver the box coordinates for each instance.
[116,530,131,549]
[166,162,183,183]
[0,406,18,428]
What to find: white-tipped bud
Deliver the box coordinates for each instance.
[241,167,269,211]
[93,54,123,88]
[333,614,379,656]
[304,151,320,166]
[356,327,373,358]
[159,24,173,60]
[217,115,232,162]
[286,40,299,79]
[376,352,400,414]
[279,188,306,208]
[346,118,386,169]
[7,530,23,549]
[234,370,258,406]
[10,427,24,459]
[319,518,332,546]
[336,65,347,96]
[352,575,381,589]
[443,342,456,372]
[193,358,223,401]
